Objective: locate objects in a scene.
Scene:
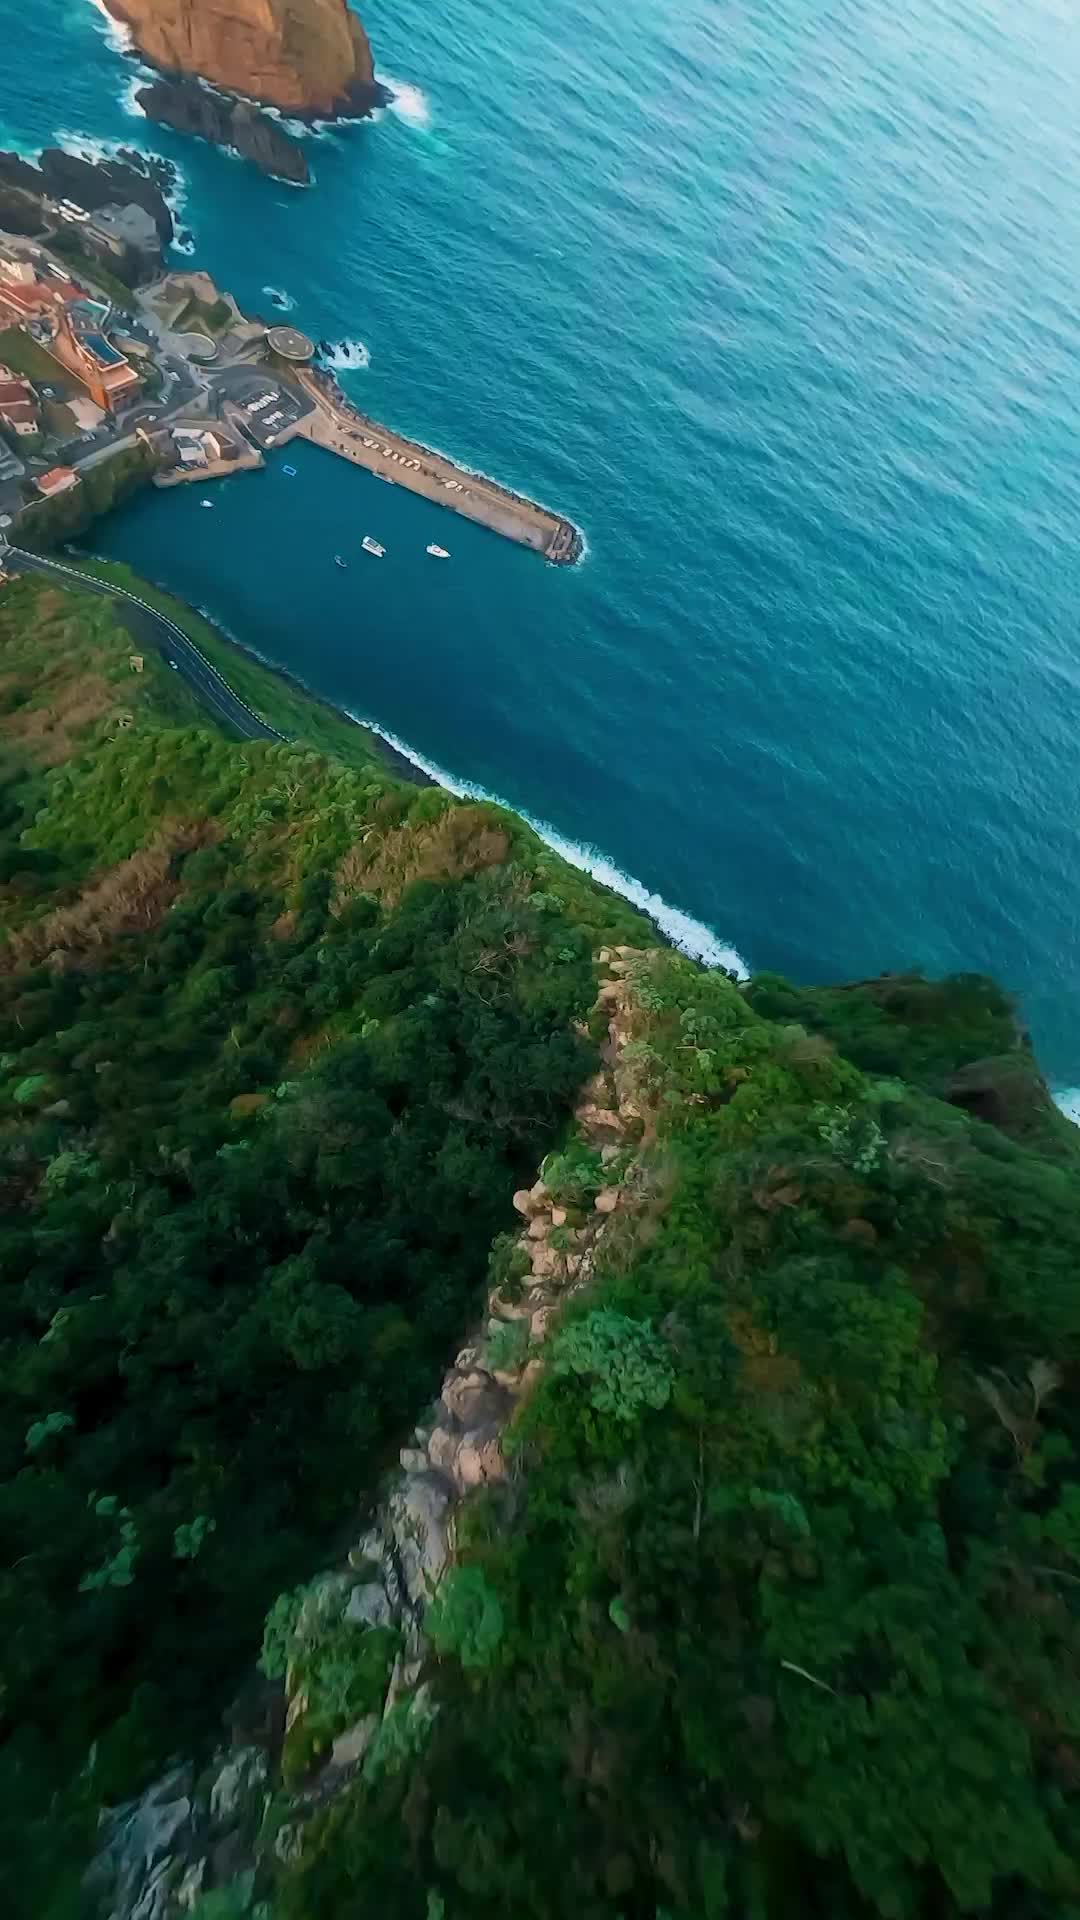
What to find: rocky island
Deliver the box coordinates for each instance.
[102,0,385,117]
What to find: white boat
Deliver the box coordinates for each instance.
[199,499,213,508]
[426,544,450,559]
[377,473,395,484]
[361,536,386,557]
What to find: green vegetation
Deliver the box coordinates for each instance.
[0,574,651,1915]
[52,556,397,769]
[281,953,1080,1920]
[0,324,66,386]
[49,233,139,311]
[3,573,1080,1920]
[18,443,159,552]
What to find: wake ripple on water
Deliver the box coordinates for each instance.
[263,284,296,314]
[349,714,747,974]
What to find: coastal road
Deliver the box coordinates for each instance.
[1,545,284,743]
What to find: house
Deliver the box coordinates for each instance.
[0,367,40,438]
[46,305,139,414]
[0,257,81,323]
[35,465,79,498]
[83,203,161,282]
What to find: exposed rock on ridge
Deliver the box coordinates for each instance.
[103,0,385,118]
[88,949,661,1919]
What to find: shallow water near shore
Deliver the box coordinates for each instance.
[3,0,1080,1075]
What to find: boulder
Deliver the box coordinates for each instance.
[527,1213,550,1240]
[528,1240,562,1280]
[426,1426,459,1476]
[330,1714,378,1768]
[594,1187,621,1214]
[398,1446,428,1474]
[344,1581,392,1629]
[208,1746,267,1827]
[175,1858,207,1911]
[551,1205,568,1227]
[575,1104,626,1138]
[274,1823,305,1865]
[388,1473,451,1607]
[441,1370,507,1429]
[512,1188,534,1216]
[455,1434,506,1489]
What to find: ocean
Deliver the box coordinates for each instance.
[3,0,1080,1086]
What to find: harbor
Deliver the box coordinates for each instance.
[276,365,582,565]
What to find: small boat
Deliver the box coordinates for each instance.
[377,473,395,484]
[334,554,348,569]
[361,536,386,557]
[199,498,213,508]
[282,463,297,477]
[426,544,450,559]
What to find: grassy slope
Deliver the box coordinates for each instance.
[0,567,657,1915]
[0,325,67,387]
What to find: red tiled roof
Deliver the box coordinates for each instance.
[0,401,37,425]
[36,465,78,493]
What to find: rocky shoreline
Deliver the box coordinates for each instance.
[0,145,175,244]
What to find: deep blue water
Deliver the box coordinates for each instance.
[4,0,1080,1087]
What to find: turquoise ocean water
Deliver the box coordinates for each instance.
[3,0,1080,1085]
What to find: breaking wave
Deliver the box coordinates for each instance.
[319,338,371,371]
[345,716,748,973]
[377,76,432,130]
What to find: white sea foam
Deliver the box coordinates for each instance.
[1053,1089,1080,1128]
[121,75,147,120]
[346,715,747,972]
[321,338,371,371]
[263,285,296,314]
[85,0,134,55]
[378,76,432,130]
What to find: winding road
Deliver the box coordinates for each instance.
[0,544,284,742]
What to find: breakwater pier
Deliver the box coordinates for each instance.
[281,368,582,564]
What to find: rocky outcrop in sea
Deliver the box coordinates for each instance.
[102,0,387,118]
[136,78,311,185]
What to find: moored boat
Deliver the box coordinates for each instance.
[426,544,450,559]
[361,536,386,557]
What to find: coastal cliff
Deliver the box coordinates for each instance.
[102,0,383,117]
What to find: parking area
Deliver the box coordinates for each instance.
[207,364,312,449]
